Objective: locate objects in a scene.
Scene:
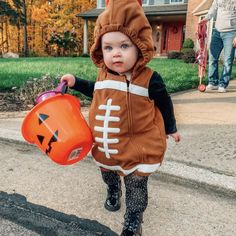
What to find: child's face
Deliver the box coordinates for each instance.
[101,32,139,75]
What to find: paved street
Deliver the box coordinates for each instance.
[0,141,236,236]
[0,80,236,235]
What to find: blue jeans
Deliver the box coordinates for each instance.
[208,29,236,88]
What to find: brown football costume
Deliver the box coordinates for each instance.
[64,0,179,234]
[89,0,167,176]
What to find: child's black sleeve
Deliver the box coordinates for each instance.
[148,71,177,134]
[71,77,95,98]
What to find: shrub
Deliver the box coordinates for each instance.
[167,51,183,59]
[28,50,39,57]
[181,38,196,63]
[181,48,193,54]
[182,49,196,63]
[13,74,91,109]
[16,74,57,107]
[48,30,79,56]
[182,38,194,49]
[80,53,90,57]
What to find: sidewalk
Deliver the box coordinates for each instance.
[0,80,236,198]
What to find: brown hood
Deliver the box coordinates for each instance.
[90,0,154,77]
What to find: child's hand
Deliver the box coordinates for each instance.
[167,132,180,143]
[60,74,76,87]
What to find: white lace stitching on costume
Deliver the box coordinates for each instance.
[95,98,120,158]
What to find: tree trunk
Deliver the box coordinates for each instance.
[22,0,28,57]
[32,22,35,51]
[0,21,3,55]
[17,22,21,53]
[5,20,9,52]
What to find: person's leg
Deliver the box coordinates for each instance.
[207,29,224,87]
[219,31,236,89]
[121,173,149,235]
[101,169,122,211]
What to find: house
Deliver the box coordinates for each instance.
[186,0,214,49]
[78,0,188,56]
[78,0,213,56]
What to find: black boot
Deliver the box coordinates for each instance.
[120,212,143,236]
[104,180,122,212]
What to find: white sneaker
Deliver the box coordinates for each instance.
[218,86,226,93]
[206,84,218,91]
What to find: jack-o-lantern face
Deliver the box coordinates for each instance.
[36,113,59,156]
[22,94,93,165]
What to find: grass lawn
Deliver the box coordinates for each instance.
[0,57,235,93]
[0,57,97,92]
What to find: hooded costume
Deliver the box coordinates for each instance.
[88,0,167,176]
[71,1,177,232]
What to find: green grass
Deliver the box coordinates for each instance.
[0,57,97,92]
[0,57,235,93]
[148,59,200,93]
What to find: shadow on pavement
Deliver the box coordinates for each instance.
[0,191,118,236]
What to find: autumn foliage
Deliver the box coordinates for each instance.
[0,0,96,56]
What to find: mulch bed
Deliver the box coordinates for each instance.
[0,92,31,112]
[0,92,91,119]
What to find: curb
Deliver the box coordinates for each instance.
[0,135,235,199]
[156,161,236,198]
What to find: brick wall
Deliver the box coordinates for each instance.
[185,0,205,43]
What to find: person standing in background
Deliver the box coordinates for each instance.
[202,0,236,93]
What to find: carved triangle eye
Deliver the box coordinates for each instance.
[50,130,59,143]
[37,135,45,144]
[38,114,49,125]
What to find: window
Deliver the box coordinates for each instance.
[170,0,184,3]
[97,0,105,9]
[97,0,185,8]
[153,0,166,4]
[142,0,155,5]
[142,0,148,5]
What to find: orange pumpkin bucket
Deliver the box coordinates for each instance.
[21,82,93,165]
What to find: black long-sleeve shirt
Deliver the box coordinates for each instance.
[72,71,177,134]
